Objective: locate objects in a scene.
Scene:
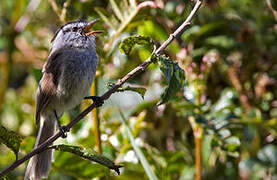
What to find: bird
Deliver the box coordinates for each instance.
[24,19,103,180]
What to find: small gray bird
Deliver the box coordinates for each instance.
[24,19,103,180]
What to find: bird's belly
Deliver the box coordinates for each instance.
[55,62,95,112]
[61,75,92,108]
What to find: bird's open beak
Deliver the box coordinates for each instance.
[83,19,104,36]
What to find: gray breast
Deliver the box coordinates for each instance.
[56,48,98,110]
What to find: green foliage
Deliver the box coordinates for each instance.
[257,144,277,166]
[239,145,277,179]
[53,150,110,179]
[0,125,22,159]
[51,144,122,174]
[120,35,154,55]
[0,0,276,179]
[108,82,147,99]
[154,55,185,105]
[119,110,158,180]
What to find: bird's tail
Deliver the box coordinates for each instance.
[24,114,56,180]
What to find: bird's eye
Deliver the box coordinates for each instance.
[73,27,78,32]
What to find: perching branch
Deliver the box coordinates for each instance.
[0,0,203,177]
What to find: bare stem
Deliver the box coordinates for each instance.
[0,0,203,177]
[188,116,203,180]
[195,131,203,180]
[91,79,102,154]
[60,0,70,23]
[48,0,68,23]
[14,0,42,32]
[267,0,277,21]
[228,65,251,112]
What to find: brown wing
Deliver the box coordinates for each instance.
[35,51,63,124]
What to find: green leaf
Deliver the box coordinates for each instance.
[213,88,239,112]
[257,144,277,166]
[53,150,109,179]
[51,144,122,175]
[205,35,235,49]
[20,137,35,153]
[239,158,266,179]
[0,125,22,159]
[120,35,154,55]
[155,55,185,104]
[108,82,147,99]
[224,136,241,152]
[119,110,159,180]
[0,176,8,180]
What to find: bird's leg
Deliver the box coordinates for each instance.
[54,110,67,138]
[84,96,104,107]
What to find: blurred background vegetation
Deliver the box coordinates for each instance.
[0,0,277,179]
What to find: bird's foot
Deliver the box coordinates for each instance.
[58,126,68,138]
[54,110,67,138]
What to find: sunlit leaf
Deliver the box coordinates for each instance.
[1,176,8,180]
[257,144,277,166]
[154,55,185,105]
[120,35,154,55]
[224,136,240,152]
[51,144,122,175]
[53,150,109,179]
[239,158,270,179]
[180,165,195,180]
[20,137,35,153]
[0,125,22,159]
[213,88,239,112]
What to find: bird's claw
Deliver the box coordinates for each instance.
[59,126,68,138]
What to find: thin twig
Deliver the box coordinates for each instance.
[48,0,68,23]
[60,0,70,23]
[228,66,251,112]
[0,0,203,177]
[48,0,61,19]
[267,0,277,21]
[14,0,42,32]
